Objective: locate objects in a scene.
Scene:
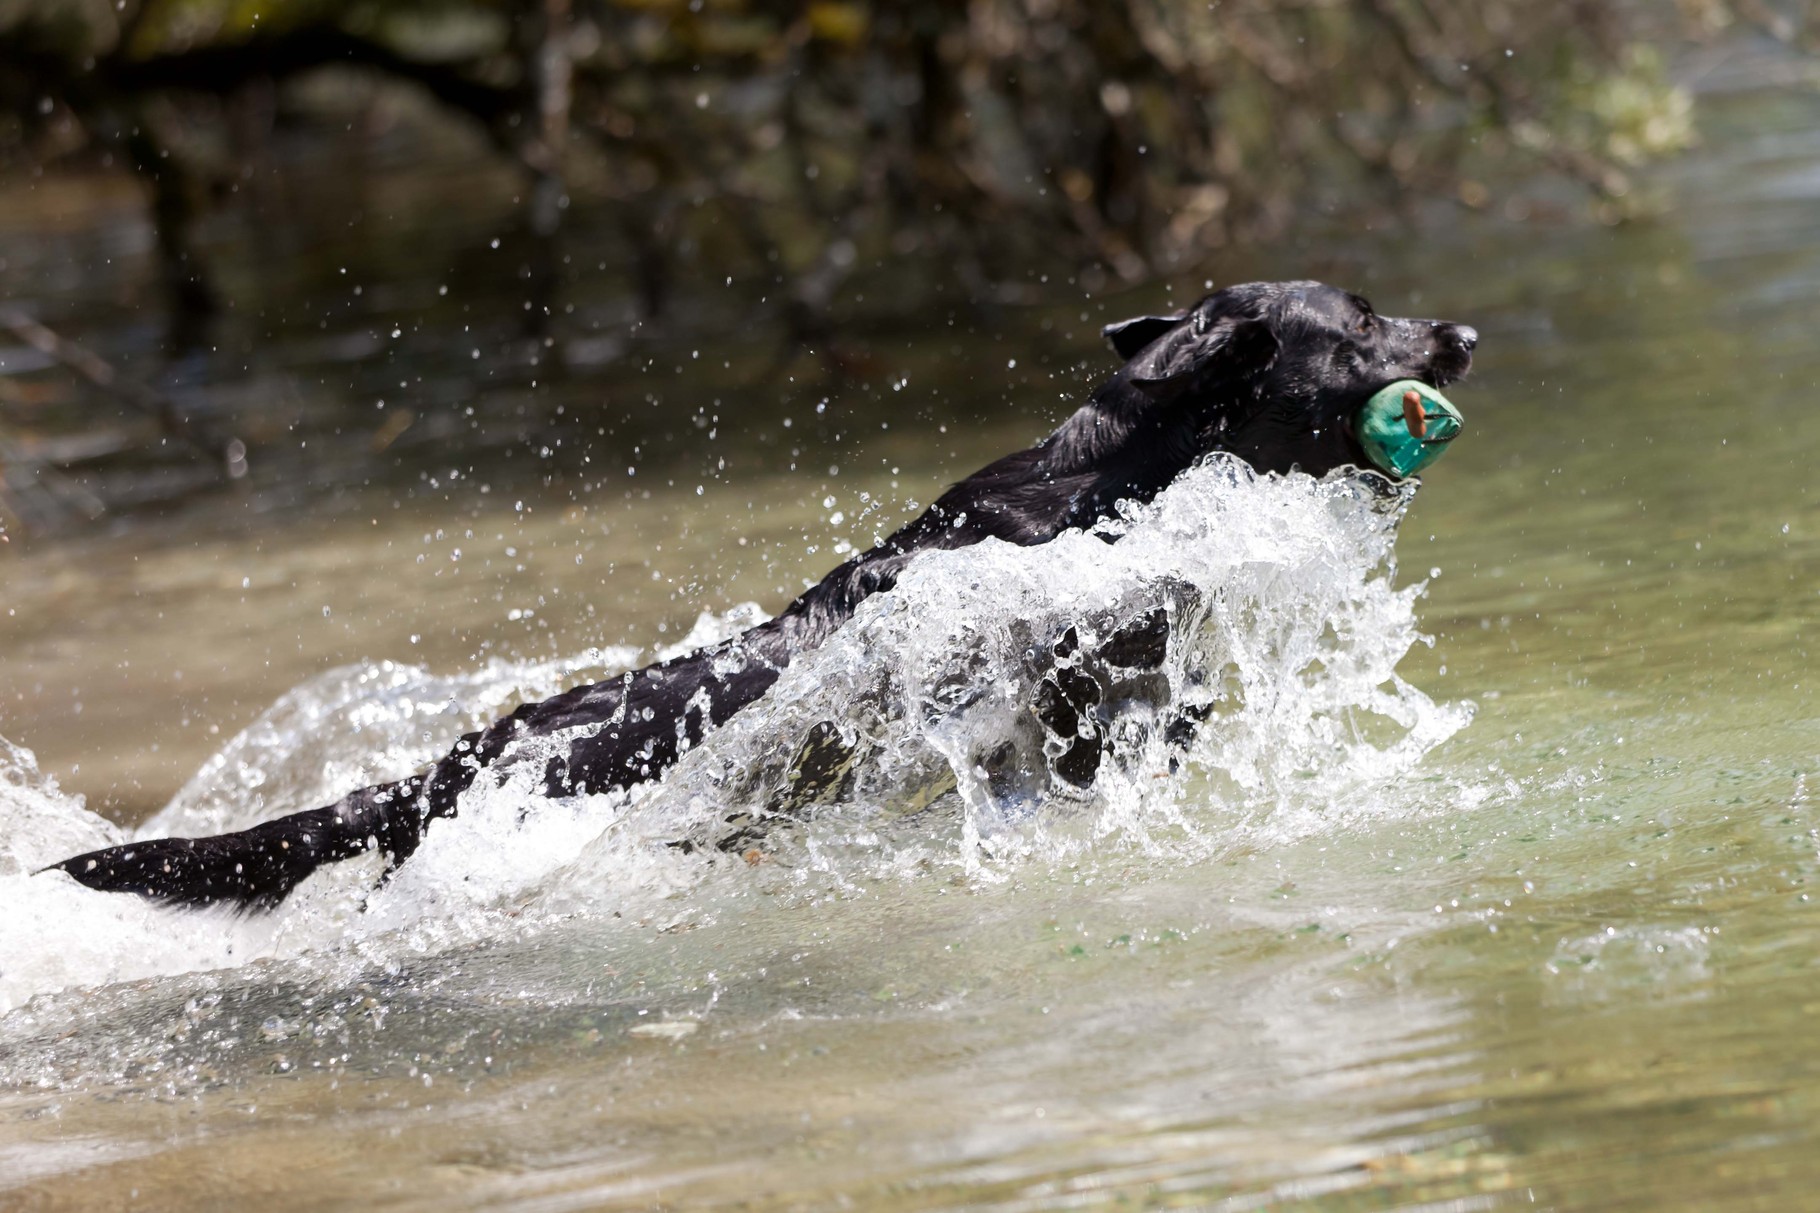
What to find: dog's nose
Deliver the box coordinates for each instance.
[1451,325,1479,352]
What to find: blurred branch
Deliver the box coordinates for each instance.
[518,0,574,336]
[0,429,109,538]
[1361,0,1632,198]
[112,27,516,128]
[0,309,233,471]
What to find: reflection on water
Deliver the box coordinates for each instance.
[3,79,1820,1213]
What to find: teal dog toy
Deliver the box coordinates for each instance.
[1357,379,1464,479]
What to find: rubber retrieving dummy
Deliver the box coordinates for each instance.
[1357,379,1464,479]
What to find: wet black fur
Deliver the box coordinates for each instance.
[48,281,1476,910]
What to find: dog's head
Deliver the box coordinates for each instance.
[1101,281,1477,478]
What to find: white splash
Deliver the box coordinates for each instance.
[0,460,1471,1016]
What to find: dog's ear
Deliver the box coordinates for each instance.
[1125,311,1279,402]
[1102,312,1186,360]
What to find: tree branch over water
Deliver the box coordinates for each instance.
[111,26,517,127]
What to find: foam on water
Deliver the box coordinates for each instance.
[0,460,1472,1017]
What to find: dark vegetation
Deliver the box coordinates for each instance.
[0,0,1809,534]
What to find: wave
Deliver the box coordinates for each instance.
[0,460,1470,1017]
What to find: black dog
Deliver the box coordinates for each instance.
[49,281,1476,909]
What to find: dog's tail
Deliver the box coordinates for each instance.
[43,775,440,912]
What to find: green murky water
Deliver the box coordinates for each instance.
[1,83,1818,1212]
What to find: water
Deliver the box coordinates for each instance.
[0,462,1465,1006]
[3,82,1820,1210]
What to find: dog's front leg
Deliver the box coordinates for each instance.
[1029,594,1196,790]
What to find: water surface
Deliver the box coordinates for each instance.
[1,83,1819,1211]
